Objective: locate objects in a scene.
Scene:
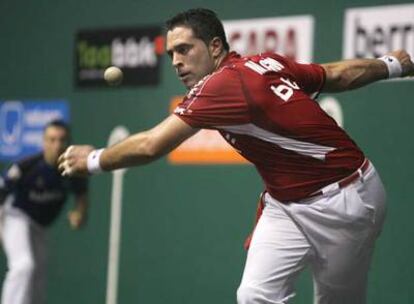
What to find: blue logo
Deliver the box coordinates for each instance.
[0,100,69,162]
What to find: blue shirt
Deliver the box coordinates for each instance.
[0,153,88,227]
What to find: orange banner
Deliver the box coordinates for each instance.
[168,96,249,165]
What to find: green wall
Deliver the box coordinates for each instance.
[0,0,413,303]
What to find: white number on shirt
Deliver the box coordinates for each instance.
[245,58,299,102]
[271,77,299,102]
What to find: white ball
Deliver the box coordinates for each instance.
[104,66,123,86]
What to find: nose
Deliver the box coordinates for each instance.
[172,53,183,68]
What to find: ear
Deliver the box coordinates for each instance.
[209,37,224,58]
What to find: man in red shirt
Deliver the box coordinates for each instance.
[58,8,414,304]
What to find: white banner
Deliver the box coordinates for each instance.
[224,15,314,63]
[343,4,414,59]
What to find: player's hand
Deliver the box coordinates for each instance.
[68,209,86,230]
[387,50,414,77]
[58,145,95,177]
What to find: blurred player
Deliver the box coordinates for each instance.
[0,120,89,304]
[58,8,414,304]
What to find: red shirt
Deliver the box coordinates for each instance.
[174,52,364,202]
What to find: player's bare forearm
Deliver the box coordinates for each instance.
[100,131,159,170]
[322,59,387,92]
[58,115,198,176]
[322,50,414,92]
[100,115,197,171]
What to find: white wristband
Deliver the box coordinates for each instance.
[378,55,402,78]
[87,149,105,174]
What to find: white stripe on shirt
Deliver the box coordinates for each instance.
[216,123,335,160]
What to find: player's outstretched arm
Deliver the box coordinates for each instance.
[321,50,414,92]
[58,115,198,177]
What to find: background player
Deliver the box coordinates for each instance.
[58,8,414,304]
[0,120,89,304]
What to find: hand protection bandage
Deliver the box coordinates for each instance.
[378,55,402,78]
[87,149,105,174]
[64,145,74,158]
[62,160,73,176]
[61,146,74,176]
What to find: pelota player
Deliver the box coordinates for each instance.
[58,8,414,304]
[0,120,89,304]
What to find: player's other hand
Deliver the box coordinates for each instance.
[387,50,414,77]
[68,209,86,230]
[58,145,95,177]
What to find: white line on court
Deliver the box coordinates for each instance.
[106,126,130,304]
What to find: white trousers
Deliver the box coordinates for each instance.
[1,204,47,304]
[238,163,386,304]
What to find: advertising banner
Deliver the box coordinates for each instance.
[0,100,69,162]
[224,15,314,62]
[343,4,414,59]
[75,26,164,87]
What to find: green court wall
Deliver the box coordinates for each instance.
[0,0,412,303]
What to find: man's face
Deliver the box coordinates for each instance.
[166,26,216,89]
[43,126,68,165]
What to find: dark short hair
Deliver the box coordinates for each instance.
[165,8,230,51]
[44,119,70,135]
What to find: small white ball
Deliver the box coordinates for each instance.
[104,66,123,86]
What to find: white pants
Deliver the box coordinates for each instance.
[1,203,47,304]
[238,163,386,304]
